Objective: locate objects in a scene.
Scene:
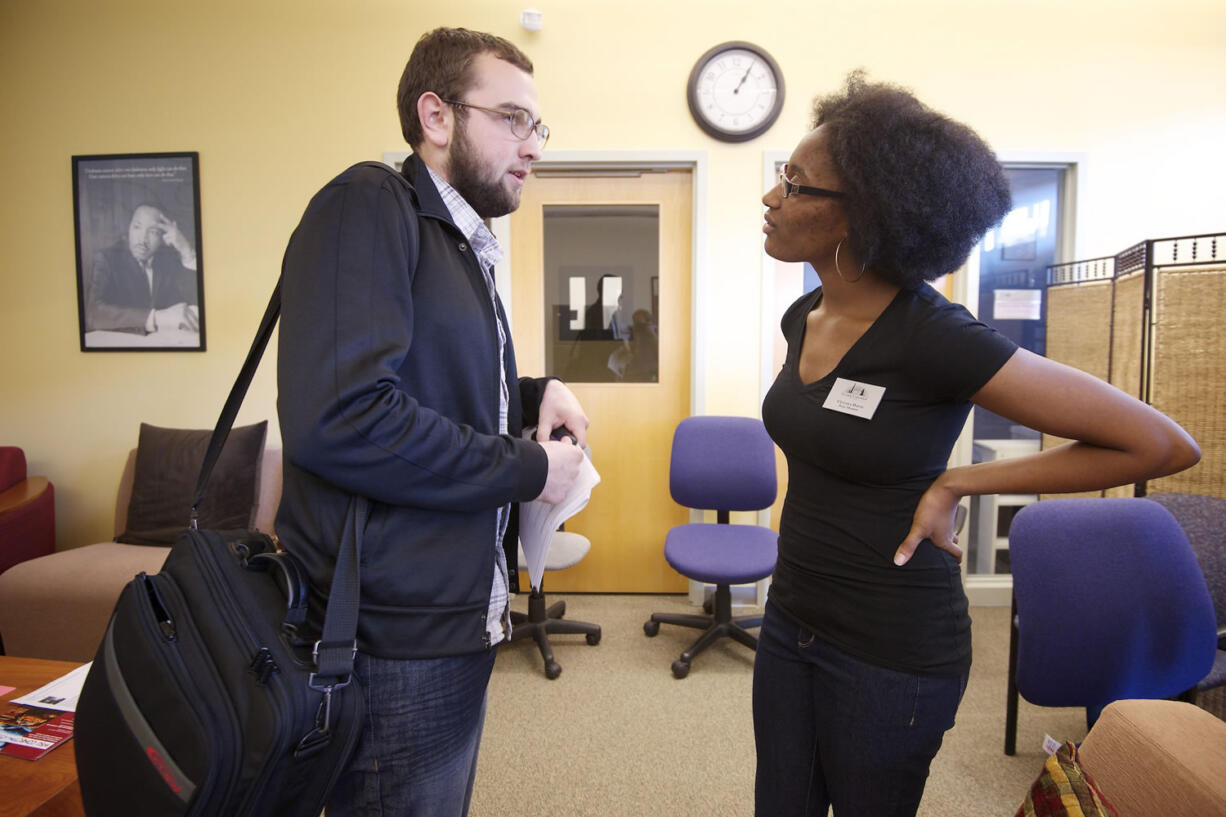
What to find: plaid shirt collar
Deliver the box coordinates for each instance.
[426,166,504,272]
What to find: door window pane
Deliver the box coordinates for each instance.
[543,204,660,382]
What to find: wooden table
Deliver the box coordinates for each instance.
[0,656,85,817]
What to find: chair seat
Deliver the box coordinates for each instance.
[541,531,591,572]
[517,530,592,574]
[665,523,777,585]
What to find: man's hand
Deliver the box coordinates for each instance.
[535,439,584,503]
[535,380,590,448]
[151,302,200,333]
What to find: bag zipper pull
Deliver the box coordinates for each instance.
[247,647,279,685]
[140,573,177,641]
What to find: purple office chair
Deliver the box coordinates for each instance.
[1004,497,1218,754]
[643,416,778,679]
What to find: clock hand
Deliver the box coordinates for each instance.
[732,63,753,94]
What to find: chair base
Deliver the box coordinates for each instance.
[644,584,761,678]
[509,587,601,680]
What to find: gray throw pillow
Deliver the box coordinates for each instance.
[116,421,268,546]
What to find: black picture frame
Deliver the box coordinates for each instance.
[72,152,205,351]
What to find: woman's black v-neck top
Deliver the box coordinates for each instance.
[762,285,1018,675]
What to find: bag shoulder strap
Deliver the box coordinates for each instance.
[190,275,281,517]
[189,271,362,684]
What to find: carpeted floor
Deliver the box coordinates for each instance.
[470,594,1222,817]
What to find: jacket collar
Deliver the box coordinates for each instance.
[402,153,455,224]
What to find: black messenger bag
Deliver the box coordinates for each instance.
[74,278,366,816]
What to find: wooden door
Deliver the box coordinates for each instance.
[510,169,692,592]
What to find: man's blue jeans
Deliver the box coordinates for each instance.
[327,648,497,817]
[752,602,967,817]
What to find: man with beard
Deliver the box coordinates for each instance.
[84,203,199,336]
[276,27,588,817]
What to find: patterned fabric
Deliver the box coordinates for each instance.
[1145,493,1226,630]
[1015,742,1119,817]
[426,166,511,647]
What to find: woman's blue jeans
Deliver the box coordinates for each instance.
[752,602,967,817]
[326,648,497,817]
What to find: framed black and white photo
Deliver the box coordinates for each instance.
[72,152,205,351]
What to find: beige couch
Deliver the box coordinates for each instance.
[1077,699,1226,816]
[0,447,281,662]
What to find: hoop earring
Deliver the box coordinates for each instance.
[834,239,866,283]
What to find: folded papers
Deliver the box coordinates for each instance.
[519,429,601,590]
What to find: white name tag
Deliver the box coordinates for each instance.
[822,377,886,420]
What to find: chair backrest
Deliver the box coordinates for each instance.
[1145,492,1226,632]
[0,446,28,492]
[669,416,776,513]
[1010,497,1218,709]
[113,446,283,537]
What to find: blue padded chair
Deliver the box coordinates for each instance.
[1003,497,1218,755]
[643,416,778,679]
[1144,493,1226,700]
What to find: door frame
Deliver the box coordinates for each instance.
[499,151,711,597]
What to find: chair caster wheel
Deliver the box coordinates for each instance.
[586,631,601,646]
[671,660,690,679]
[643,620,660,637]
[545,661,562,680]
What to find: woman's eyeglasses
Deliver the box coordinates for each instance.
[778,164,846,200]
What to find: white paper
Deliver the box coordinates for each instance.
[13,662,92,712]
[519,429,601,590]
[993,288,1042,321]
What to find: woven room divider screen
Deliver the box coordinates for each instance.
[1144,235,1226,496]
[1043,231,1226,498]
[1043,259,1116,499]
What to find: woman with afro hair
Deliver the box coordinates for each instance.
[755,71,1199,816]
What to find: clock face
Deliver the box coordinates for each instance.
[687,42,785,142]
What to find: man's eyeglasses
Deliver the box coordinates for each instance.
[777,164,846,200]
[442,99,550,149]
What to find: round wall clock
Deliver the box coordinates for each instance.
[687,41,785,143]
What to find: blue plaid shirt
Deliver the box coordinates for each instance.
[428,166,512,646]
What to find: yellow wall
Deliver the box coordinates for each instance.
[3,0,1225,548]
